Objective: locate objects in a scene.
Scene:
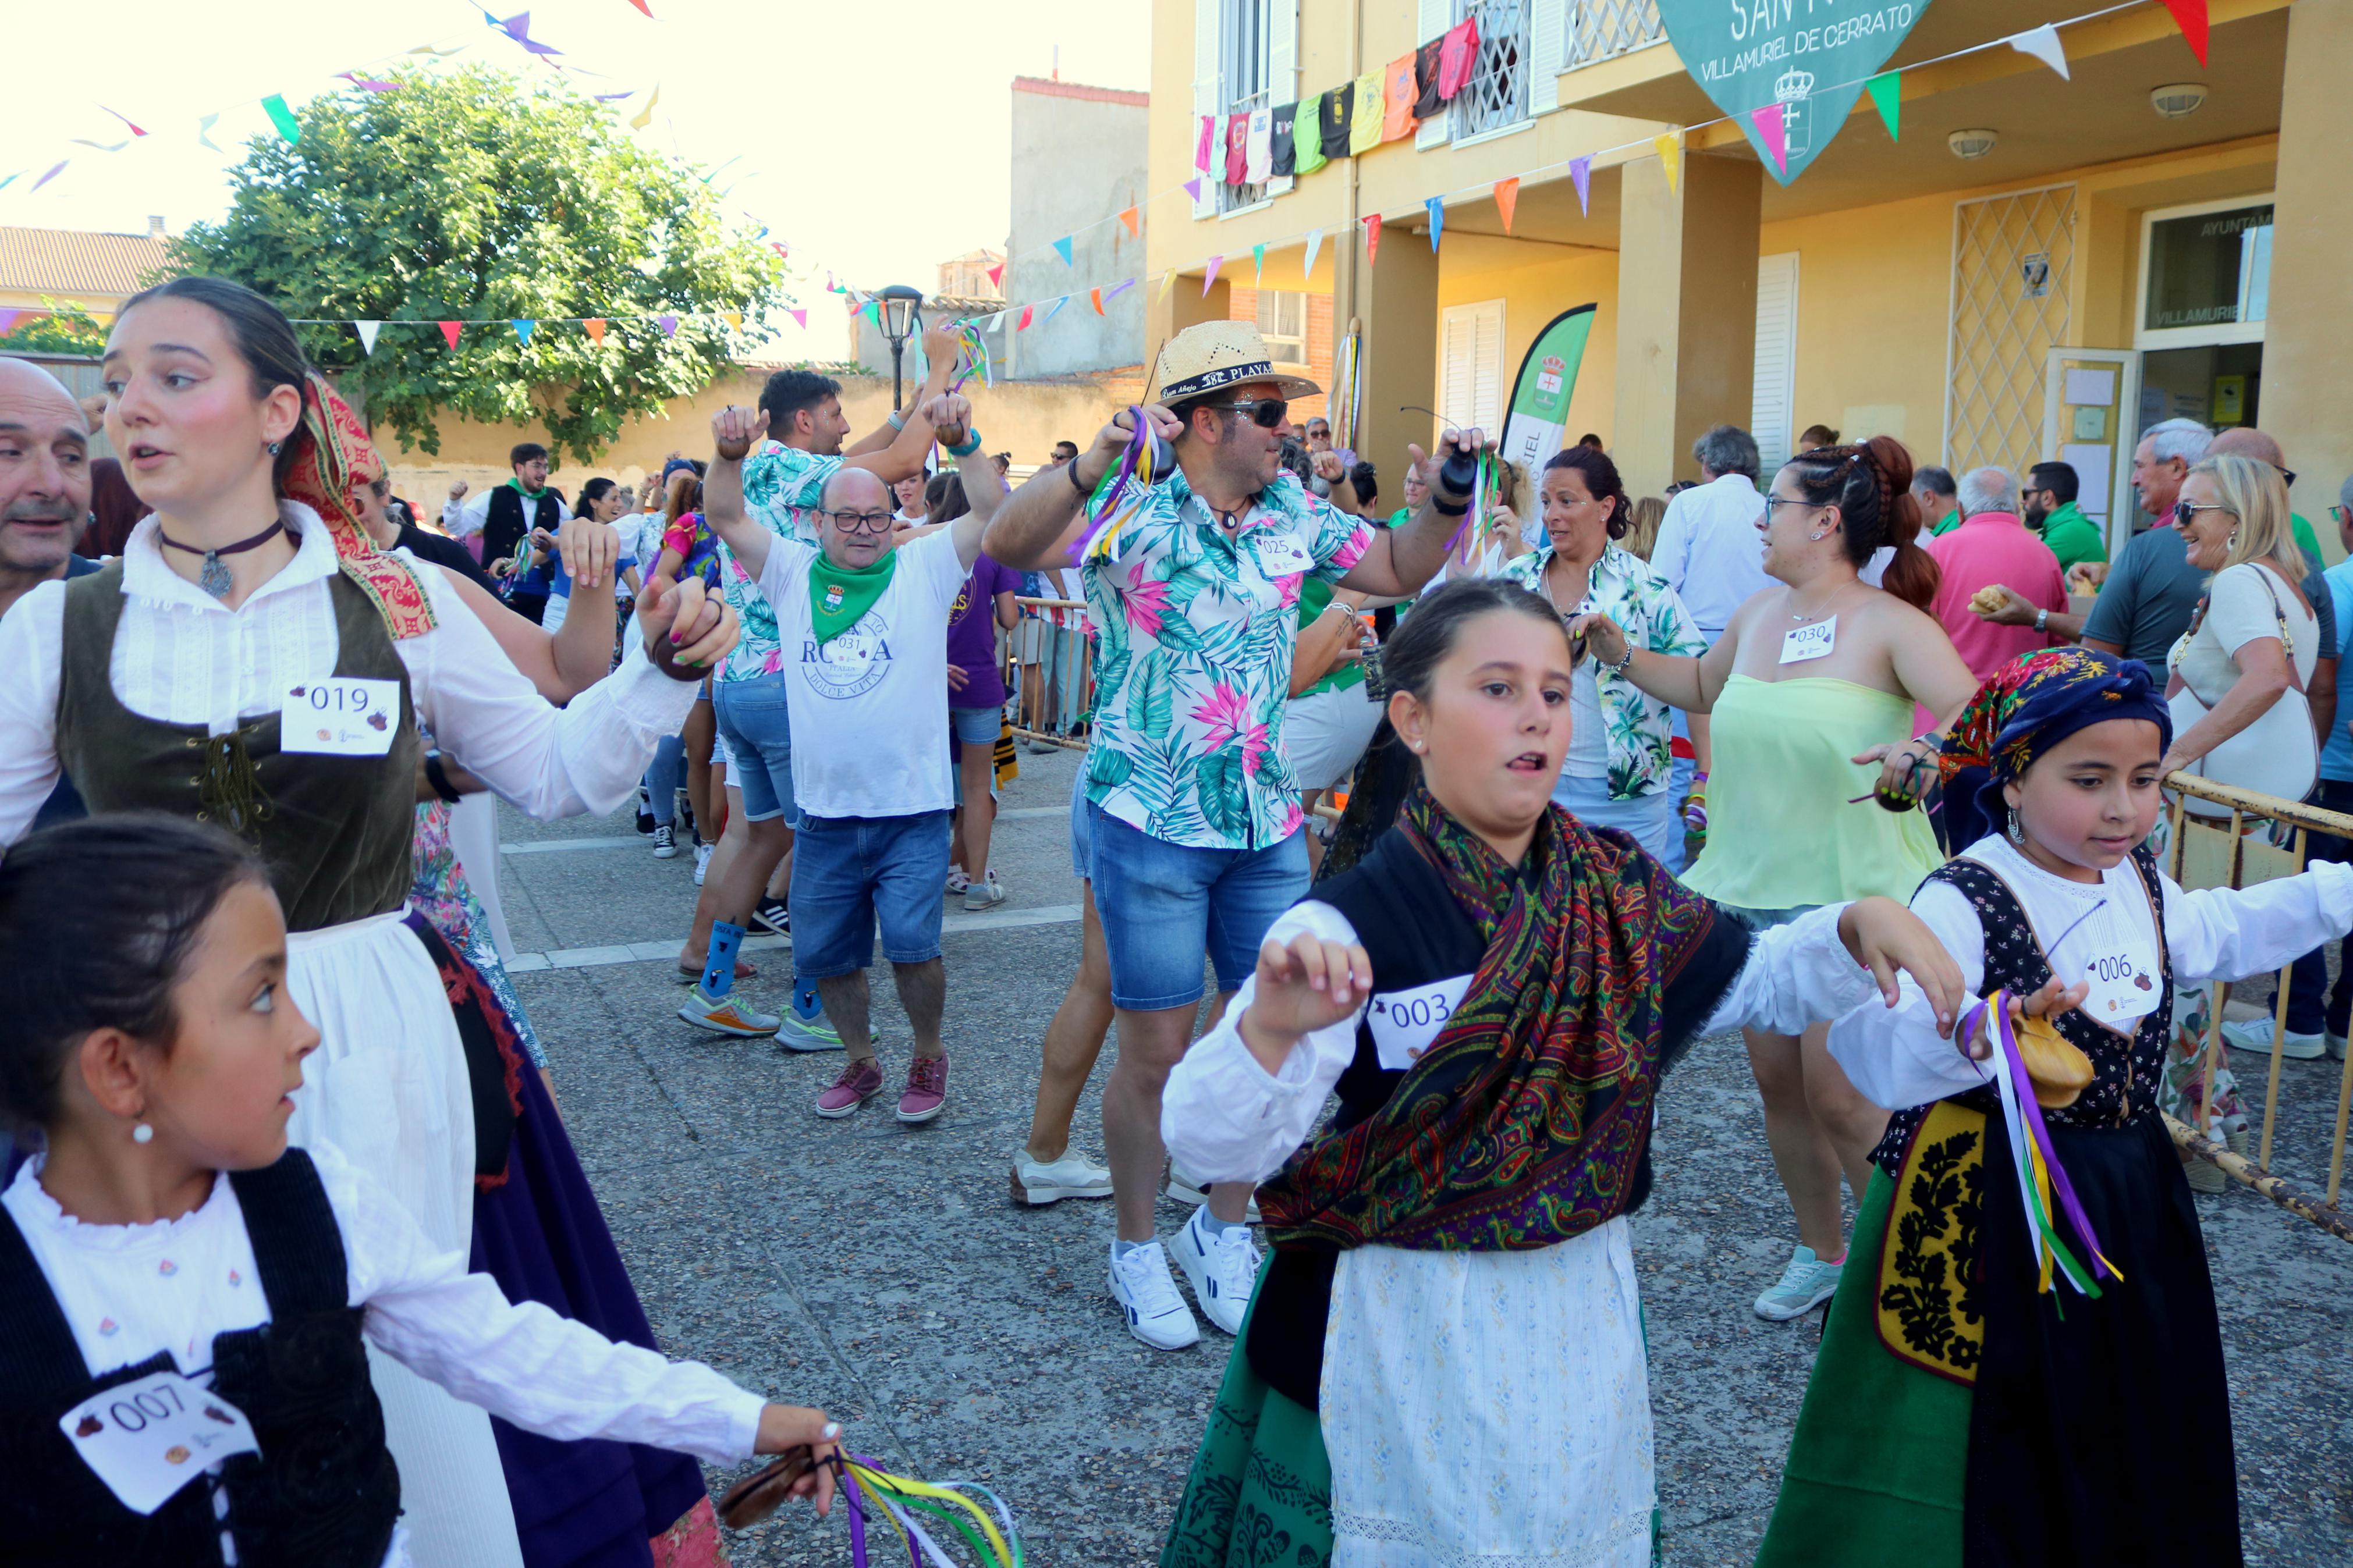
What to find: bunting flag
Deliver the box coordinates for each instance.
[355,320,383,355]
[657,313,678,337]
[787,307,807,329]
[345,75,404,93]
[1052,236,1074,266]
[101,108,148,137]
[627,0,653,15]
[1750,104,1788,176]
[1202,255,1223,294]
[1570,156,1592,215]
[1183,177,1203,204]
[584,318,606,343]
[630,84,659,129]
[1425,198,1444,252]
[511,319,535,345]
[986,261,1004,290]
[261,95,301,144]
[1119,205,1141,239]
[438,321,463,349]
[70,141,131,154]
[496,12,565,57]
[2008,23,2070,80]
[1362,212,1382,266]
[2159,0,2209,66]
[1493,177,1520,236]
[33,161,68,191]
[1157,271,1176,304]
[1089,286,1105,315]
[1865,72,1901,140]
[1303,228,1324,280]
[0,310,20,337]
[1018,303,1035,329]
[1046,297,1068,323]
[197,113,221,151]
[722,311,741,330]
[1103,278,1135,304]
[1252,242,1265,281]
[0,175,16,195]
[1653,132,1682,194]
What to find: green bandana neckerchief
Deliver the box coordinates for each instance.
[506,477,549,502]
[808,548,897,646]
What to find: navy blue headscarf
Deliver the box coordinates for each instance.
[1937,648,2174,850]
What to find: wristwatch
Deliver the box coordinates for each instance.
[2035,607,2049,632]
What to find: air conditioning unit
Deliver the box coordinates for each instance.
[1947,128,2000,160]
[2150,83,2208,119]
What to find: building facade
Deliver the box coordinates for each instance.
[1145,0,2347,557]
[1006,75,1153,379]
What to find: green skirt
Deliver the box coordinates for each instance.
[1160,1261,1334,1568]
[1752,1167,1970,1568]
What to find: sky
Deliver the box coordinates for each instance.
[0,0,1151,357]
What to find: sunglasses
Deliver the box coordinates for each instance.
[823,509,896,533]
[1208,398,1291,431]
[2172,500,2237,527]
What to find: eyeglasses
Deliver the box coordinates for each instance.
[1762,496,1819,516]
[2333,504,2351,525]
[823,510,896,533]
[1208,398,1291,431]
[2172,500,2237,527]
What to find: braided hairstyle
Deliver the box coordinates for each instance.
[1781,435,1939,610]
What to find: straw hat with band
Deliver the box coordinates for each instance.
[1149,320,1322,411]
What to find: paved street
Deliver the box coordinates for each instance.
[494,749,2353,1566]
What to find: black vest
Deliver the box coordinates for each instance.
[0,1149,400,1567]
[482,485,562,567]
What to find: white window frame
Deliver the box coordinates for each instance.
[1752,252,1800,471]
[1257,290,1310,366]
[1440,298,1508,440]
[2132,191,2276,351]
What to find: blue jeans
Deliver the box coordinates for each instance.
[1086,801,1308,1012]
[643,733,686,826]
[2284,778,2353,1036]
[1549,774,1676,863]
[712,673,799,826]
[789,810,953,977]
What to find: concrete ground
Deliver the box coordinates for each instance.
[492,749,2353,1566]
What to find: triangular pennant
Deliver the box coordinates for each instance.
[1202,255,1223,294]
[1362,212,1382,266]
[356,320,382,355]
[1183,177,1202,204]
[1303,229,1323,280]
[2159,0,2209,66]
[1252,243,1265,282]
[438,321,462,349]
[69,141,131,154]
[658,313,678,337]
[511,319,535,346]
[1119,205,1141,239]
[787,307,807,329]
[345,76,403,93]
[1103,279,1135,304]
[1046,297,1068,323]
[1750,104,1788,176]
[0,175,16,195]
[1018,303,1035,329]
[101,108,149,137]
[1865,72,1901,140]
[1653,133,1682,194]
[0,310,20,337]
[1570,157,1592,215]
[1157,271,1176,304]
[261,94,301,145]
[1425,198,1444,252]
[197,113,221,152]
[584,318,606,344]
[1090,287,1105,316]
[722,311,742,330]
[1493,177,1520,236]
[1052,236,1074,266]
[986,262,1004,289]
[2008,23,2069,80]
[33,161,67,191]
[630,84,659,130]
[628,0,653,14]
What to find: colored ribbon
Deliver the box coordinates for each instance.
[1973,992,2123,1299]
[832,1452,1024,1568]
[1067,404,1158,567]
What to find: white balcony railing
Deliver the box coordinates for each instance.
[1566,0,1665,69]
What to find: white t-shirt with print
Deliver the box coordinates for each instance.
[755,527,967,820]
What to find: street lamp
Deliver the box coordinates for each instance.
[876,284,925,411]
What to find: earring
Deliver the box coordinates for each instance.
[267,440,283,456]
[132,1122,154,1145]
[2006,805,2024,842]
[1807,531,1826,542]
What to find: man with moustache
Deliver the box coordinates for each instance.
[0,358,100,828]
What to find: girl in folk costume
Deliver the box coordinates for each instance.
[0,276,737,1568]
[0,817,840,1568]
[1759,647,2353,1567]
[1156,578,1969,1568]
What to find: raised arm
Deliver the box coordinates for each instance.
[1573,603,1744,714]
[703,406,775,578]
[1335,428,1496,598]
[843,322,961,480]
[983,404,1181,571]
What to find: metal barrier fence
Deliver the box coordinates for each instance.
[999,599,1092,751]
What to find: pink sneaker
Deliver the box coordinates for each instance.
[897,1054,950,1124]
[815,1059,885,1119]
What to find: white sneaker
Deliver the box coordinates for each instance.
[1754,1244,1843,1321]
[1163,1164,1262,1223]
[945,866,971,897]
[962,870,1007,912]
[2220,1016,2328,1061]
[692,841,713,886]
[1010,1149,1115,1206]
[1108,1240,1199,1350]
[1171,1205,1259,1336]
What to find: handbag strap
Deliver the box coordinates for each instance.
[2175,561,2309,707]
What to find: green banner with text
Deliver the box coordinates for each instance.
[1654,0,1930,184]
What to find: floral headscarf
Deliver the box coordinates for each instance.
[1937,647,2173,848]
[281,370,436,639]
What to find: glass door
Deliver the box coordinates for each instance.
[2129,194,2273,527]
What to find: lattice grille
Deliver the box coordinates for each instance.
[1566,0,1663,68]
[1947,187,2075,482]
[1454,0,1531,139]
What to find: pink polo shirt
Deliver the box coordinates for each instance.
[1926,511,2071,682]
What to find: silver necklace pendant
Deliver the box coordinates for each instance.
[198,551,233,600]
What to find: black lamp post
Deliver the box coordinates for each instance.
[876,285,924,411]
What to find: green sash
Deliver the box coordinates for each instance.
[807,549,896,646]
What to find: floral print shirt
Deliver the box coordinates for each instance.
[718,440,838,683]
[1082,469,1375,849]
[1501,542,1706,800]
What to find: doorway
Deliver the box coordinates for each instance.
[2128,194,2273,528]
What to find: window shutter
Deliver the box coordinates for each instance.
[1415,0,1453,150]
[1193,0,1222,219]
[1752,252,1801,470]
[1441,299,1507,435]
[1266,0,1299,195]
[1529,0,1567,115]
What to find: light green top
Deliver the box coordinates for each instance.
[1682,675,1944,911]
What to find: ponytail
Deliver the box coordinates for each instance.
[1783,434,1940,611]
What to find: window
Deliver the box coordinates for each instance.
[2142,202,2273,336]
[1257,291,1309,365]
[1751,254,1800,470]
[1194,0,1297,219]
[1440,300,1507,438]
[1218,0,1270,212]
[1453,0,1532,141]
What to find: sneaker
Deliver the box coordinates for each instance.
[750,896,790,937]
[961,871,1007,912]
[676,989,780,1038]
[2185,1151,2227,1194]
[2221,1016,2328,1061]
[1107,1240,1199,1351]
[693,842,713,886]
[815,1058,885,1119]
[1171,1204,1259,1336]
[651,823,678,859]
[944,867,972,897]
[778,1009,846,1053]
[635,785,655,837]
[897,1054,950,1123]
[1754,1245,1843,1322]
[2334,1032,2351,1063]
[1010,1149,1115,1206]
[1163,1164,1262,1223]
[1025,738,1060,755]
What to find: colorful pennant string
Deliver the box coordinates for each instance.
[1865,72,1902,141]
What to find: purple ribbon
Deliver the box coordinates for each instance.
[840,1464,869,1567]
[1064,405,1147,566]
[1989,997,2118,1282]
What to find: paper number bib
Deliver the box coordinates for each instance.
[1367,974,1474,1070]
[2078,946,2161,1025]
[280,677,401,756]
[1251,534,1312,578]
[59,1370,260,1515]
[1780,617,1836,664]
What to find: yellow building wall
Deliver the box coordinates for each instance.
[1434,245,1620,464]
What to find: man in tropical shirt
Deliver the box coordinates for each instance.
[984,319,1488,1350]
[677,334,954,1046]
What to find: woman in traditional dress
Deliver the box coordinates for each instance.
[1156,576,1968,1568]
[0,275,736,1568]
[1758,646,2353,1567]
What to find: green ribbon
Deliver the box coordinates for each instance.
[807,547,897,646]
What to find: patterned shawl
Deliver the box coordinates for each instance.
[280,370,438,640]
[1937,646,2171,850]
[1259,783,1726,1252]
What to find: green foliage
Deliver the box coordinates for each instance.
[0,297,110,357]
[166,65,786,466]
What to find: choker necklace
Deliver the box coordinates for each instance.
[159,518,287,600]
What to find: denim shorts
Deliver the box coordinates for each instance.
[1086,801,1308,1012]
[1069,770,1092,880]
[789,810,952,976]
[950,704,1000,745]
[711,673,797,826]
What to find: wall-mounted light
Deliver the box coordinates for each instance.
[1947,128,2000,160]
[2150,83,2208,119]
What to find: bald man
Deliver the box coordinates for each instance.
[0,357,99,829]
[2209,425,2324,570]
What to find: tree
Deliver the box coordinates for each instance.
[0,297,110,357]
[168,66,786,465]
